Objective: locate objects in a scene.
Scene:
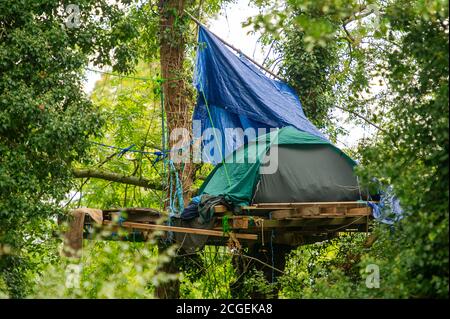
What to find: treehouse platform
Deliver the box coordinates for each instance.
[64,201,375,256]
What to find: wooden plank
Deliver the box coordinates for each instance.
[85,208,103,224]
[109,211,161,224]
[232,217,249,229]
[347,207,372,216]
[264,205,370,220]
[102,220,257,240]
[63,209,86,258]
[270,209,297,219]
[270,208,322,219]
[243,201,377,209]
[213,202,376,216]
[301,206,321,216]
[64,208,102,257]
[254,216,368,228]
[255,201,373,206]
[213,205,228,213]
[214,216,368,231]
[319,206,347,215]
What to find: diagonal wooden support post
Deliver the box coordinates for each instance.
[62,208,103,258]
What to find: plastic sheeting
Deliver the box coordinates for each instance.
[367,186,403,224]
[193,27,328,163]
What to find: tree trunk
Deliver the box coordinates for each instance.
[159,0,195,198]
[156,0,195,299]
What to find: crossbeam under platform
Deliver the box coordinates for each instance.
[102,220,258,240]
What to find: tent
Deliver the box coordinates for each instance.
[198,126,368,207]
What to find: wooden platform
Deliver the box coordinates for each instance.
[67,201,375,248]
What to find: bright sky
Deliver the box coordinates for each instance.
[208,1,267,63]
[84,0,369,149]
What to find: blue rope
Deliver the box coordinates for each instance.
[168,160,184,217]
[117,214,127,239]
[90,140,197,158]
[164,159,185,243]
[117,144,135,158]
[111,213,127,239]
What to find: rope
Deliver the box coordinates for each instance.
[90,140,196,161]
[167,160,184,217]
[236,252,285,275]
[86,67,158,82]
[328,215,367,232]
[174,250,287,275]
[356,175,363,201]
[90,141,161,154]
[160,88,167,213]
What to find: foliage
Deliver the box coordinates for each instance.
[179,246,236,298]
[33,226,180,299]
[0,0,141,297]
[274,27,342,136]
[178,247,277,299]
[251,0,449,298]
[246,0,381,142]
[239,269,276,299]
[355,0,449,298]
[73,62,167,210]
[280,234,363,298]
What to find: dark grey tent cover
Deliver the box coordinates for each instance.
[252,145,365,203]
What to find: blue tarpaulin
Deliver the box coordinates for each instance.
[193,26,328,164]
[368,186,404,224]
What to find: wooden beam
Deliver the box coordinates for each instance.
[214,216,368,231]
[214,202,377,214]
[103,207,162,223]
[213,205,229,213]
[102,220,257,240]
[63,209,86,258]
[63,208,103,258]
[346,207,372,216]
[232,217,249,229]
[247,201,376,208]
[253,216,368,228]
[270,209,299,219]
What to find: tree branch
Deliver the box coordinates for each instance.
[342,22,355,43]
[72,168,164,191]
[342,5,373,25]
[333,104,388,135]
